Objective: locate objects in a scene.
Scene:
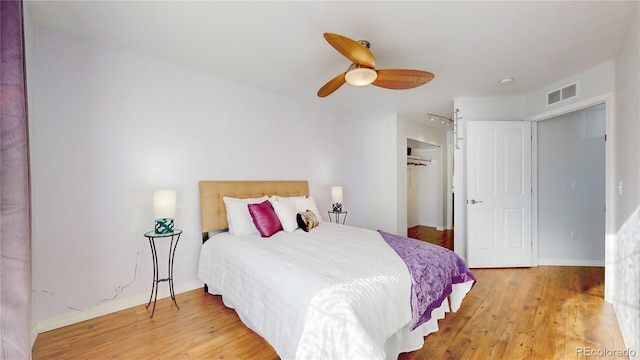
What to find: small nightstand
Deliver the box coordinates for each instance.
[143,229,182,317]
[328,211,348,224]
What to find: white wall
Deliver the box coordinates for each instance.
[610,3,640,354]
[407,167,419,227]
[525,61,615,116]
[359,113,398,233]
[28,28,358,329]
[415,148,442,228]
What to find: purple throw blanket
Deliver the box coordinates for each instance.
[378,230,475,330]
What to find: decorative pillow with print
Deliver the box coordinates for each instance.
[296,210,319,232]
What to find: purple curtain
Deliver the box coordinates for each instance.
[1,0,32,358]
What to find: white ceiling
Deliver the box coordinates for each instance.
[25,1,636,126]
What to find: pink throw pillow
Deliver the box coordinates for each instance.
[248,200,283,237]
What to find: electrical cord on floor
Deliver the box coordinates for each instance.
[32,250,141,312]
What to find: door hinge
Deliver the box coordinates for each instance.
[605,134,607,141]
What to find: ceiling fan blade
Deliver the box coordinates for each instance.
[323,33,375,68]
[317,72,347,97]
[372,69,435,89]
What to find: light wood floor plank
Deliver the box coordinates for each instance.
[33,226,626,359]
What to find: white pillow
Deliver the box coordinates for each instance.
[223,196,269,235]
[274,195,322,222]
[271,200,298,232]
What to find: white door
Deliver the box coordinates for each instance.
[467,121,532,267]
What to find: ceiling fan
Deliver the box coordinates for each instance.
[317,32,435,98]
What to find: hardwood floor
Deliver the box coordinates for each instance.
[408,225,454,250]
[400,266,625,360]
[32,227,626,359]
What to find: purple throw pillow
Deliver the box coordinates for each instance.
[248,200,283,237]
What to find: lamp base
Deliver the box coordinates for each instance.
[155,218,174,234]
[331,203,342,212]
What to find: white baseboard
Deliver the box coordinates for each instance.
[537,258,605,267]
[31,280,203,347]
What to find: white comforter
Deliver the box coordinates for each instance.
[197,222,472,359]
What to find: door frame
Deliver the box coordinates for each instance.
[525,93,614,267]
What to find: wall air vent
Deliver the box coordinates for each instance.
[547,82,578,106]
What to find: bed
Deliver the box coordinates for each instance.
[196,180,475,359]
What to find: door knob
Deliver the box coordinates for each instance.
[469,199,483,204]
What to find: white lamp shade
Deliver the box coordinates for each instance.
[331,186,343,204]
[153,190,176,219]
[345,67,377,86]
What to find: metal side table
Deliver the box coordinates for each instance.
[328,211,348,224]
[143,229,182,317]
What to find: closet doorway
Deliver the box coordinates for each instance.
[407,138,452,249]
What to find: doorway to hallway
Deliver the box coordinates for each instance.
[407,225,453,250]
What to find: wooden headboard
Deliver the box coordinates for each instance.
[198,180,309,234]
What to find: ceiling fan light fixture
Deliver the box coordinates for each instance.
[499,77,514,85]
[318,33,434,97]
[345,67,377,86]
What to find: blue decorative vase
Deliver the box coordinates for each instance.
[155,218,174,234]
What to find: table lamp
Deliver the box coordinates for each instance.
[331,186,343,212]
[153,189,176,234]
